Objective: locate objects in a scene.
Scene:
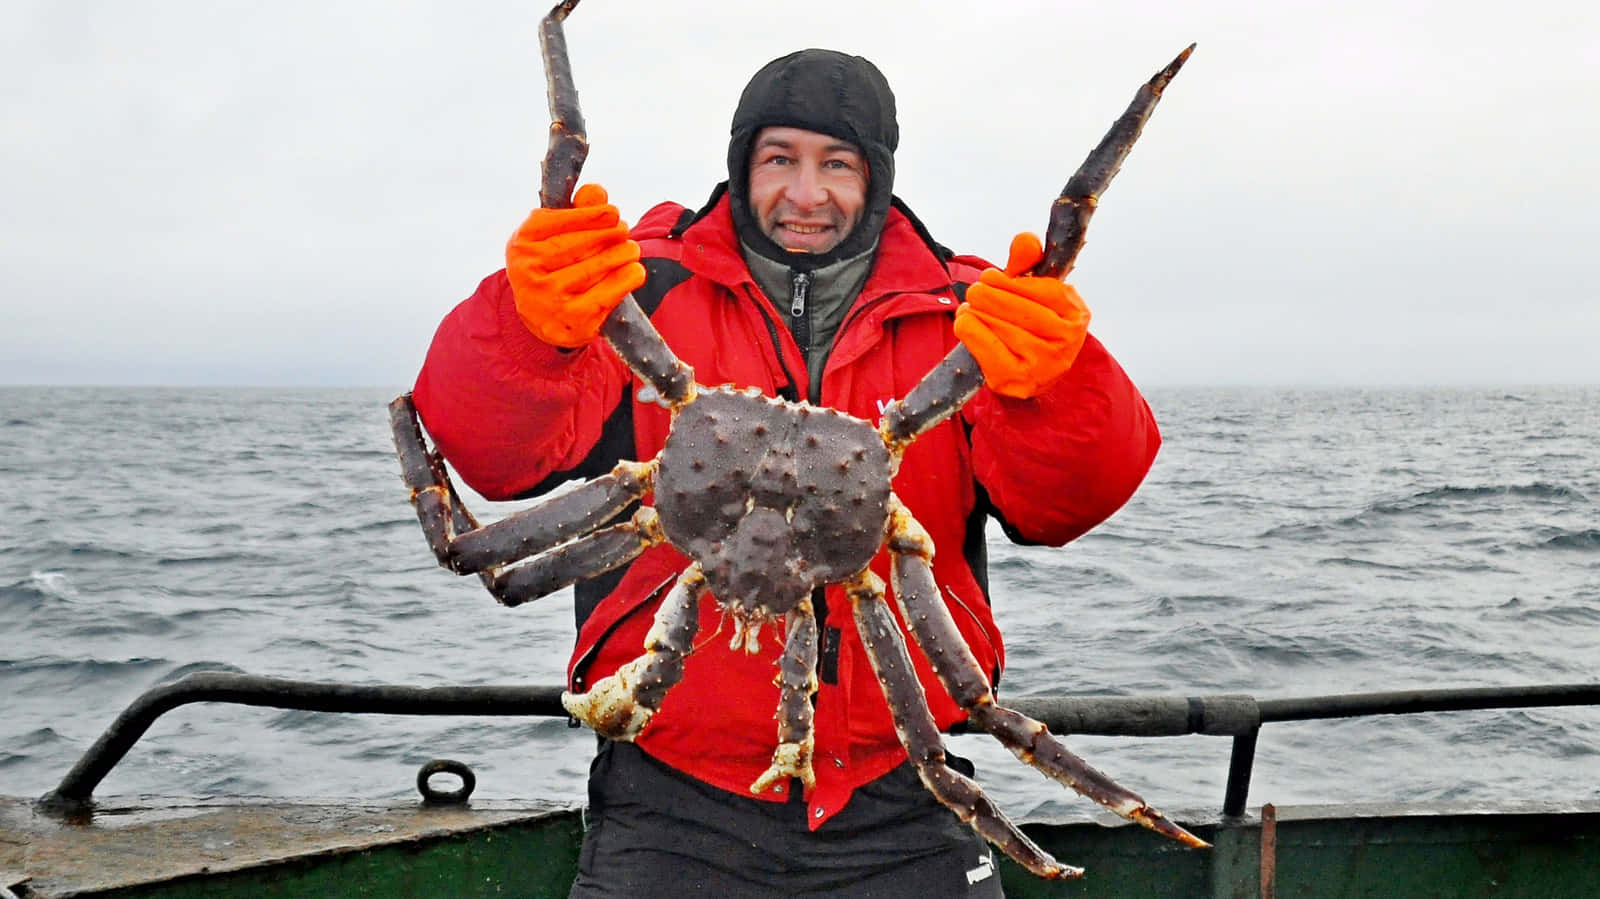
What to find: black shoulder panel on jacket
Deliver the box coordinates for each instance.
[634,257,693,316]
[517,388,636,501]
[672,182,730,239]
[890,196,955,266]
[670,206,699,239]
[962,483,992,602]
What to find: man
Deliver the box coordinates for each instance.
[413,49,1160,897]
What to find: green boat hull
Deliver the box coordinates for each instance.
[7,798,1598,898]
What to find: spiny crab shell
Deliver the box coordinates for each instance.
[654,385,892,649]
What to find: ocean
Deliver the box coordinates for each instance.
[2,385,1596,822]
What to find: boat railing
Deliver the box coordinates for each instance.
[39,673,1600,818]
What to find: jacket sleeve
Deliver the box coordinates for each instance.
[962,333,1160,545]
[411,270,631,501]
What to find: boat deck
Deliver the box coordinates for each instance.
[1,796,582,898]
[7,797,1600,897]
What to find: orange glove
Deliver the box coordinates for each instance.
[506,183,647,348]
[953,232,1091,399]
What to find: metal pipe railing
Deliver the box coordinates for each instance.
[1257,684,1600,722]
[1220,683,1600,816]
[41,673,1600,821]
[42,674,564,809]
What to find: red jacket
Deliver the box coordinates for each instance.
[412,194,1160,827]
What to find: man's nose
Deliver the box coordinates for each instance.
[785,164,828,209]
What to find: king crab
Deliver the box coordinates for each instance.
[389,0,1201,878]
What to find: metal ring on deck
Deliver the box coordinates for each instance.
[416,759,476,805]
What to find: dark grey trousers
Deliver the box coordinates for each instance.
[567,741,1006,898]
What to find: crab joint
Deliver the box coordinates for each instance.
[632,506,665,546]
[613,458,659,495]
[884,496,934,560]
[751,741,816,794]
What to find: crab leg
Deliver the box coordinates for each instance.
[751,598,820,795]
[445,460,654,573]
[390,392,658,585]
[884,499,1208,850]
[489,506,665,607]
[845,569,1080,880]
[390,394,482,559]
[880,45,1194,449]
[391,393,516,598]
[537,0,695,409]
[537,0,587,211]
[1035,44,1193,279]
[563,565,709,738]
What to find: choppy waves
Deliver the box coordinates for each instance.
[1,385,1596,819]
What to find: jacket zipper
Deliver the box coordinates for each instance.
[737,278,949,404]
[789,270,813,369]
[740,284,805,402]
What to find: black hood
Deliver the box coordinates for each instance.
[727,49,898,270]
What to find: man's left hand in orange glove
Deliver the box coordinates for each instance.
[952,232,1092,399]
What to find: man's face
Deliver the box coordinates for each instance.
[747,126,869,255]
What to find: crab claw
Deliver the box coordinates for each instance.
[561,660,656,740]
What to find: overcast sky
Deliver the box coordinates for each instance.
[4,0,1596,388]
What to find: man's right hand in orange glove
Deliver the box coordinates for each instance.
[506,183,647,349]
[953,232,1092,399]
